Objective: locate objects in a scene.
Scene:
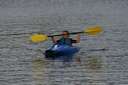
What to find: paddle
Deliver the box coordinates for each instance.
[30,25,103,43]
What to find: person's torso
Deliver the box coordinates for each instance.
[57,37,72,46]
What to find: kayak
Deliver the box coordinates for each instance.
[44,44,80,60]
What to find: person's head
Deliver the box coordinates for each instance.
[61,31,70,38]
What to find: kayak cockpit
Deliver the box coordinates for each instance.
[44,44,80,60]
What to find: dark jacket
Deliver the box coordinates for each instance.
[57,37,77,46]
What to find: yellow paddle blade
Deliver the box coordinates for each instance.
[84,25,102,35]
[30,34,48,43]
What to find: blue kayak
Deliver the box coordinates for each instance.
[44,44,80,60]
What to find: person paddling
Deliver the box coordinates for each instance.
[51,31,80,46]
[51,31,81,63]
[30,26,102,64]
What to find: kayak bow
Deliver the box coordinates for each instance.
[44,44,80,60]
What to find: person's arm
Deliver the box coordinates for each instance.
[75,34,80,43]
[71,34,80,43]
[51,36,57,43]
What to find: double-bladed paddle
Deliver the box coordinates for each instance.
[30,25,103,43]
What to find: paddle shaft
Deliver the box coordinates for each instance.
[48,31,83,37]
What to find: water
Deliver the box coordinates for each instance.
[0,0,128,85]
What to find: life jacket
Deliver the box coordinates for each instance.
[57,37,72,46]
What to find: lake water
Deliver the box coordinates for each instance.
[0,0,128,85]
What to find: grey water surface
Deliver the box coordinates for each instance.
[0,0,128,85]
